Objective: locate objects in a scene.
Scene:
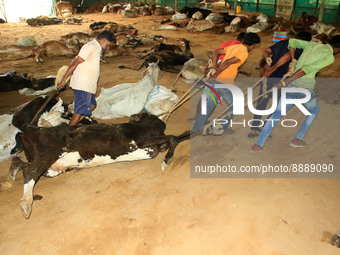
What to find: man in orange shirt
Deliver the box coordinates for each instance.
[217,32,246,62]
[193,32,261,135]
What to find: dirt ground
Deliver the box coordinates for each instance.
[0,12,339,255]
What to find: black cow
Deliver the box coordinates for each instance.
[4,113,189,219]
[0,71,32,92]
[179,6,212,19]
[124,40,194,73]
[0,71,56,92]
[89,21,117,30]
[9,96,97,155]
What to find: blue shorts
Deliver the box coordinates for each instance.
[74,90,97,116]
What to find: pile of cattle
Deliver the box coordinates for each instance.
[15,0,339,43]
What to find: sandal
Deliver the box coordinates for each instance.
[250,144,264,153]
[289,138,306,148]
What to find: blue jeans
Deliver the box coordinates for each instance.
[193,81,233,132]
[255,88,319,147]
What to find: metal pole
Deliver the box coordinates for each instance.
[318,0,325,22]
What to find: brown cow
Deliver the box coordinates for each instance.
[32,40,78,62]
[55,1,76,19]
[60,32,93,47]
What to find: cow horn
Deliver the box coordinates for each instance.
[155,57,160,65]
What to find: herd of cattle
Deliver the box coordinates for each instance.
[1,1,339,219]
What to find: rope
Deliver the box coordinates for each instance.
[163,74,206,123]
[206,59,216,78]
[202,77,265,134]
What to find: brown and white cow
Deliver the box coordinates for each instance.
[4,113,189,219]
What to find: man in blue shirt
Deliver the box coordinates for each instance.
[248,32,311,138]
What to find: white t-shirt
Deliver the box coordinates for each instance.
[70,40,102,94]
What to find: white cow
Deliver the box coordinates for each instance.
[246,14,268,33]
[310,21,337,36]
[93,63,161,119]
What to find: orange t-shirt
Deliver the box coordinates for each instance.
[216,44,248,84]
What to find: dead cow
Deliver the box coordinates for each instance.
[103,45,132,58]
[55,1,76,19]
[5,113,190,219]
[170,58,208,90]
[60,32,93,47]
[32,40,79,62]
[186,19,215,32]
[135,40,194,72]
[0,71,56,92]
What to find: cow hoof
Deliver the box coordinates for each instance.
[20,199,32,219]
[161,161,168,173]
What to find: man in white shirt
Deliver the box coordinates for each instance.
[58,31,116,126]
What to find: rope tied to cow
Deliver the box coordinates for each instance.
[206,59,216,78]
[163,56,294,128]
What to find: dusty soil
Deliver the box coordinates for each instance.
[0,12,339,255]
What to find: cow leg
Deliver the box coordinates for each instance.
[161,136,178,173]
[21,178,35,219]
[1,156,26,190]
[20,160,52,219]
[160,131,190,172]
[141,131,190,173]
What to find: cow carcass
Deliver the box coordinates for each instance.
[310,21,338,37]
[179,6,212,19]
[136,40,194,72]
[152,25,179,31]
[5,113,190,218]
[0,71,56,92]
[186,19,215,32]
[103,45,132,58]
[26,16,62,26]
[32,40,79,62]
[246,14,269,33]
[0,96,97,163]
[55,1,76,19]
[122,9,137,18]
[0,97,65,162]
[141,40,193,72]
[60,32,93,47]
[170,58,208,90]
[93,63,160,119]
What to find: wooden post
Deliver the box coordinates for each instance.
[314,0,319,16]
[337,1,340,25]
[256,0,259,12]
[234,0,237,15]
[175,0,178,11]
[291,0,297,20]
[318,0,325,22]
